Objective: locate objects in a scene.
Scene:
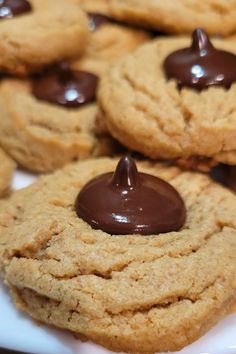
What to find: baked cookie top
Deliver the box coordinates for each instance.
[98,35,236,164]
[0,147,15,197]
[0,77,119,172]
[71,0,150,76]
[71,16,150,76]
[0,157,236,353]
[0,0,89,75]
[109,0,236,35]
[76,0,110,15]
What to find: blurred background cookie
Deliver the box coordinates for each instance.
[76,0,110,15]
[108,0,236,35]
[0,64,121,172]
[0,0,89,75]
[71,4,150,76]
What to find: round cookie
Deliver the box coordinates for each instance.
[0,78,120,172]
[0,157,236,353]
[0,147,15,197]
[0,0,89,76]
[108,0,236,35]
[98,35,236,164]
[71,13,150,76]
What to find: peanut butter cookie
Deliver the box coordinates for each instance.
[76,0,110,15]
[71,12,150,76]
[98,32,236,164]
[109,0,236,35]
[0,0,89,75]
[0,157,235,353]
[0,67,120,172]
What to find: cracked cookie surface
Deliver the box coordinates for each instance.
[108,0,236,35]
[0,0,89,76]
[0,148,15,197]
[0,79,120,172]
[98,36,236,165]
[0,157,236,353]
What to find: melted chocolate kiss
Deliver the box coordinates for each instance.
[32,63,99,108]
[164,28,236,90]
[87,12,111,31]
[0,0,31,19]
[75,156,186,235]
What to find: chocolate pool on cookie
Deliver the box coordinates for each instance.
[76,155,186,234]
[164,28,236,90]
[32,63,99,108]
[0,0,32,19]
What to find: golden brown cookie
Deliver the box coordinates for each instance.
[0,78,120,172]
[176,157,218,173]
[0,157,236,353]
[174,158,236,194]
[0,0,89,76]
[71,13,150,76]
[108,0,236,35]
[0,148,15,197]
[98,35,236,164]
[76,0,110,15]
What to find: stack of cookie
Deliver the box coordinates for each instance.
[0,1,236,354]
[0,0,150,175]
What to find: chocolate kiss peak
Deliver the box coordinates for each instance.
[163,28,236,90]
[0,0,32,19]
[75,156,186,235]
[32,63,99,108]
[111,155,141,189]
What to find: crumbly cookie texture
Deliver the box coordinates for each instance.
[0,157,236,353]
[0,148,15,197]
[98,36,236,164]
[0,0,89,76]
[0,79,119,172]
[108,0,236,35]
[71,21,150,76]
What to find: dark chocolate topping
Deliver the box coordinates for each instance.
[0,0,31,19]
[32,63,99,108]
[75,155,186,235]
[164,28,236,90]
[87,12,111,31]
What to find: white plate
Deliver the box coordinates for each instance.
[0,169,236,354]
